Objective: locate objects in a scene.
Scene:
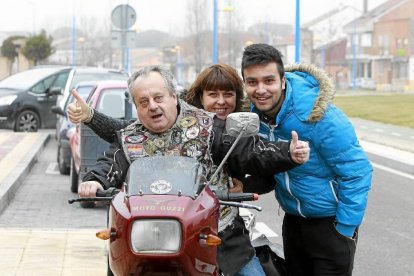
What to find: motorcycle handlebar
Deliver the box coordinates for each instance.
[214,190,258,202]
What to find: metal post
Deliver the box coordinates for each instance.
[72,15,76,66]
[295,0,301,63]
[212,0,218,64]
[352,0,357,90]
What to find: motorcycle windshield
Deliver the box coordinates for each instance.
[126,156,203,198]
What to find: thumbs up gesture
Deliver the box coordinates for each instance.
[289,130,310,164]
[67,89,91,124]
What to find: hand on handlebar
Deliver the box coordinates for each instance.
[78,181,104,198]
[229,178,243,193]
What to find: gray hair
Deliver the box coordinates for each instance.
[127,65,178,103]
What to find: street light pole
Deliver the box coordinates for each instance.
[212,0,218,64]
[295,0,301,63]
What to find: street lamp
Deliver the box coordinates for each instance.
[223,3,234,66]
[295,0,301,63]
[212,0,218,64]
[212,0,234,64]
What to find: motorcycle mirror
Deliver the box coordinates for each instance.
[225,112,259,137]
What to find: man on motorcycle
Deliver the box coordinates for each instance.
[71,65,310,275]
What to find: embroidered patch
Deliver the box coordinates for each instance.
[198,115,212,127]
[185,126,200,139]
[180,116,197,128]
[181,140,205,159]
[125,134,147,144]
[143,140,157,155]
[128,144,144,158]
[170,129,183,144]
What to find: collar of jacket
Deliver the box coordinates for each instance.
[284,63,335,123]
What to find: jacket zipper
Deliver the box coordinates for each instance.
[263,121,305,218]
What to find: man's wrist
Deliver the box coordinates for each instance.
[84,107,94,123]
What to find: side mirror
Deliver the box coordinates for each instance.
[51,105,65,116]
[49,87,63,96]
[225,112,259,137]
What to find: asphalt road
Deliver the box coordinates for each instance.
[0,134,413,275]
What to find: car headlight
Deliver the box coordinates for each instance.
[130,219,181,254]
[0,95,17,106]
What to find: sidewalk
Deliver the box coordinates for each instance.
[0,130,51,215]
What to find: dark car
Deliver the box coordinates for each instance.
[51,81,97,174]
[0,66,71,131]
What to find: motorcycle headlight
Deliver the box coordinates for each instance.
[130,219,181,254]
[0,95,17,106]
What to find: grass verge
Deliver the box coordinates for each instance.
[333,93,414,128]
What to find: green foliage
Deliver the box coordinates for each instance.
[1,36,26,61]
[21,31,53,65]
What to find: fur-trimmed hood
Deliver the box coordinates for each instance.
[284,63,335,122]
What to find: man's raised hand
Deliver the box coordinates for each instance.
[67,89,90,124]
[289,130,310,164]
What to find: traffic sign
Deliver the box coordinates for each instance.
[111,4,136,30]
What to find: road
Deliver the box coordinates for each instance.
[0,134,413,275]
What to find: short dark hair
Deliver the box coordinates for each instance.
[241,43,285,80]
[185,63,244,112]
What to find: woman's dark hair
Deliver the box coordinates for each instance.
[185,64,244,112]
[241,43,285,80]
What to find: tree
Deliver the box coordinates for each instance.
[21,31,53,65]
[1,36,26,74]
[186,0,210,75]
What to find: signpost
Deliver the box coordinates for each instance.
[111,4,136,71]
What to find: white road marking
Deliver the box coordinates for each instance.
[372,162,414,180]
[391,132,402,137]
[360,125,368,129]
[374,128,384,133]
[46,162,60,175]
[253,222,278,238]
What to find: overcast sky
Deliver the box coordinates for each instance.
[1,0,387,35]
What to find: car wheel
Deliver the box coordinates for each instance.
[70,158,79,193]
[15,110,40,132]
[58,145,70,175]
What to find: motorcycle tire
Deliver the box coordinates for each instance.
[255,244,287,276]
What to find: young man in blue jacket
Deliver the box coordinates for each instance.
[241,43,373,276]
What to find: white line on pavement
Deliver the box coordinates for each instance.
[391,132,402,137]
[372,162,414,180]
[374,128,384,133]
[254,222,278,238]
[46,162,60,175]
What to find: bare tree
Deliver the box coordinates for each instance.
[185,0,211,75]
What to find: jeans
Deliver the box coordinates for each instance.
[234,255,265,276]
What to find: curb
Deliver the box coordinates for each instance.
[360,140,414,175]
[0,133,50,215]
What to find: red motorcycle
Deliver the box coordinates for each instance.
[68,113,271,275]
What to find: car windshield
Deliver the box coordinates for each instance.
[0,67,64,89]
[126,156,203,198]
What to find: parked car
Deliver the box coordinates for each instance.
[51,81,98,175]
[55,67,128,140]
[69,80,134,194]
[0,66,71,131]
[349,78,377,90]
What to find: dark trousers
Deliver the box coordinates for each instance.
[282,214,357,276]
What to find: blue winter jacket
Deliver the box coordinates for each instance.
[252,64,373,237]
